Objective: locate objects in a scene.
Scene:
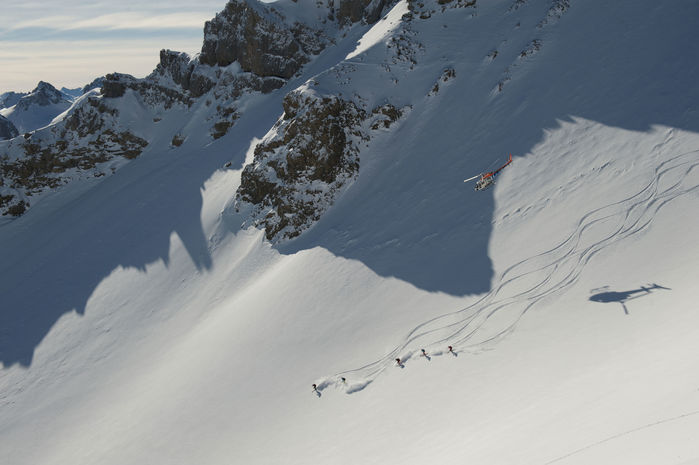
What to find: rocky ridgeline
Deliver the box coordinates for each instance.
[0,94,147,216]
[199,1,323,78]
[405,0,477,20]
[199,0,391,78]
[236,89,405,241]
[1,0,398,218]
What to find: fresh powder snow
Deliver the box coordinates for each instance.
[1,0,698,464]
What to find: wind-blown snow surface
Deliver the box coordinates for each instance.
[2,0,699,464]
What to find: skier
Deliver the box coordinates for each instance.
[312,383,318,392]
[448,345,454,353]
[341,377,347,384]
[395,358,403,366]
[421,349,428,357]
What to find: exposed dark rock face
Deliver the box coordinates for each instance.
[154,50,196,90]
[199,0,318,78]
[198,0,393,79]
[102,72,194,108]
[0,95,148,217]
[0,115,18,140]
[151,50,216,98]
[236,89,405,241]
[1,0,399,220]
[101,73,134,99]
[337,0,391,24]
[236,91,368,240]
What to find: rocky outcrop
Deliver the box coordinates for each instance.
[154,50,196,90]
[0,95,148,217]
[0,115,18,140]
[150,50,215,98]
[199,0,322,78]
[198,0,394,79]
[236,91,367,240]
[1,0,400,220]
[235,90,405,241]
[102,72,194,108]
[336,0,391,24]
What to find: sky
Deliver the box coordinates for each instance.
[0,0,228,93]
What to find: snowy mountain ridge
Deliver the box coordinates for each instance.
[0,81,75,134]
[0,0,395,219]
[1,0,699,464]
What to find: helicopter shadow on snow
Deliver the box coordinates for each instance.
[589,284,671,315]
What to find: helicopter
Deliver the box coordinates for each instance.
[463,154,513,191]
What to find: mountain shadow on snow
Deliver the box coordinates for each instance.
[1,0,699,367]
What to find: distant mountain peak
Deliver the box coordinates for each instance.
[21,81,70,108]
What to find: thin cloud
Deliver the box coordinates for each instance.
[0,1,225,91]
[8,12,213,32]
[0,38,202,92]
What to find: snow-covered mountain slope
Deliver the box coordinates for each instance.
[0,81,74,133]
[0,0,390,219]
[0,114,18,140]
[1,0,699,464]
[0,91,28,110]
[60,87,83,100]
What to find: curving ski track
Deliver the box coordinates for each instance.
[319,150,699,391]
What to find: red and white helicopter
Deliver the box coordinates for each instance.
[463,154,513,191]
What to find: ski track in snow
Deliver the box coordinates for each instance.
[320,149,699,393]
[542,408,699,464]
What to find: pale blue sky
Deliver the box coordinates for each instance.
[0,0,227,93]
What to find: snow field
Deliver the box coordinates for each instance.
[1,0,699,463]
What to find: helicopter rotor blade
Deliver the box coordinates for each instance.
[463,175,480,183]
